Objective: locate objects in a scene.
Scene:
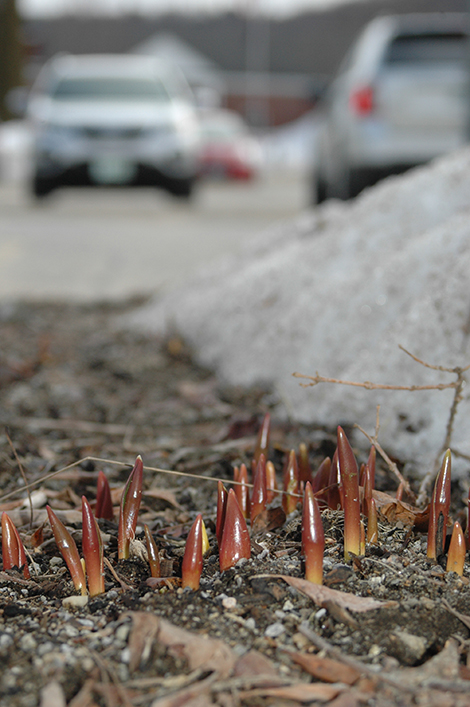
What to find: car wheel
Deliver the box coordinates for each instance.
[347,168,372,200]
[311,172,328,205]
[32,173,56,199]
[166,177,195,200]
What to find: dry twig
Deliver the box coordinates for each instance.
[355,411,414,501]
[295,346,470,507]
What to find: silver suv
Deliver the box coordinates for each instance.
[312,13,469,203]
[27,53,201,199]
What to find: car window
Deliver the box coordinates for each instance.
[384,33,467,65]
[52,77,170,101]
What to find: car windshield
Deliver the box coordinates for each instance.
[52,77,170,101]
[384,33,467,65]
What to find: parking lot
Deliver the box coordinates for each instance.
[0,168,308,302]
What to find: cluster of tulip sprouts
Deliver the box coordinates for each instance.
[1,415,468,596]
[44,456,144,597]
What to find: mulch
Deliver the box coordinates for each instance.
[1,299,470,707]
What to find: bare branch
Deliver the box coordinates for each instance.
[398,345,470,374]
[293,371,457,392]
[354,423,415,501]
[417,368,467,506]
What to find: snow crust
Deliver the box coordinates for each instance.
[129,147,470,475]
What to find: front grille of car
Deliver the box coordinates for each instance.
[83,127,143,140]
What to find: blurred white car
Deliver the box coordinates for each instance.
[312,13,469,203]
[27,53,201,198]
[198,109,263,180]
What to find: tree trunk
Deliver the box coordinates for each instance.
[0,0,23,121]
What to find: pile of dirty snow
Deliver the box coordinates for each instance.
[128,147,470,476]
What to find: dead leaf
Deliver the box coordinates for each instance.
[324,565,354,586]
[0,571,37,587]
[126,612,160,673]
[39,681,66,707]
[328,693,363,707]
[150,675,216,707]
[251,506,286,535]
[123,613,236,679]
[6,508,81,527]
[290,651,361,685]
[30,524,44,548]
[143,488,180,508]
[145,577,180,590]
[323,600,358,628]
[385,638,461,687]
[177,380,221,408]
[158,617,236,678]
[0,500,24,512]
[372,490,431,531]
[110,487,123,505]
[240,682,343,702]
[266,575,395,612]
[233,650,278,678]
[67,679,97,707]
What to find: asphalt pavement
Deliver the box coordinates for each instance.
[0,170,308,302]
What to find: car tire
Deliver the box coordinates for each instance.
[347,168,374,200]
[166,177,195,200]
[311,172,328,205]
[32,173,56,199]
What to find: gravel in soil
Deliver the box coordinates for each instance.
[1,300,470,707]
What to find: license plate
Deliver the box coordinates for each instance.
[89,158,137,185]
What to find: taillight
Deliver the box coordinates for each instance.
[350,86,374,115]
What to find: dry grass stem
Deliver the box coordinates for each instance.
[5,429,33,528]
[0,455,303,506]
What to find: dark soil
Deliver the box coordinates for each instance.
[1,300,470,707]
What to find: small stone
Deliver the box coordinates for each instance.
[421,597,435,611]
[19,634,37,652]
[368,644,382,658]
[62,595,88,609]
[292,632,310,649]
[82,657,94,673]
[264,622,285,638]
[245,618,256,631]
[37,641,56,657]
[391,630,427,664]
[50,556,63,567]
[222,597,237,611]
[76,618,94,629]
[115,625,130,642]
[0,633,14,653]
[282,600,294,612]
[63,624,79,638]
[369,575,384,585]
[120,648,131,664]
